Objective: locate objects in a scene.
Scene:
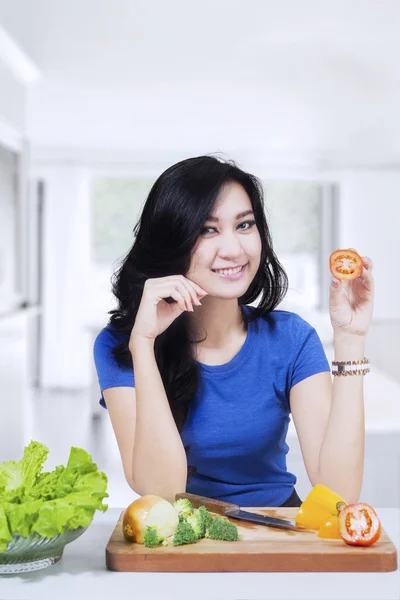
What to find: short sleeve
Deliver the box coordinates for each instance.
[290,317,331,389]
[93,328,135,409]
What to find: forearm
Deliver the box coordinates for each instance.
[317,333,366,503]
[130,336,188,502]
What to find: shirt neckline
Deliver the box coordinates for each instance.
[195,305,256,375]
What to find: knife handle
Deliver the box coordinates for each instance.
[175,492,239,516]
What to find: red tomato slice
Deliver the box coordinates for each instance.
[338,503,381,546]
[329,249,363,280]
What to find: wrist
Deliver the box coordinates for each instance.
[129,332,155,355]
[333,331,366,361]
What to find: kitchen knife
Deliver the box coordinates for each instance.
[175,492,307,532]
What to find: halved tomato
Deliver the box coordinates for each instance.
[329,249,363,280]
[338,503,381,546]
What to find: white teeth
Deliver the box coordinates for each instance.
[214,266,243,275]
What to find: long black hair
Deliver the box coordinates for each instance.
[108,155,288,431]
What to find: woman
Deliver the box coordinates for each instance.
[94,155,374,508]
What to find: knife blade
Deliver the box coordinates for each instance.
[175,492,307,532]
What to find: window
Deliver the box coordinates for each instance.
[90,177,155,320]
[263,181,334,311]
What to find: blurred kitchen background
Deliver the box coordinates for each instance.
[0,1,399,508]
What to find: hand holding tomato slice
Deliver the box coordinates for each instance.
[330,249,363,281]
[338,503,381,546]
[329,248,374,337]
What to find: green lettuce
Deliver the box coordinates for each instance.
[5,499,43,537]
[0,440,49,502]
[0,506,12,552]
[0,441,108,553]
[28,465,65,501]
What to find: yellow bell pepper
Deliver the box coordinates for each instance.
[317,515,342,539]
[295,484,347,530]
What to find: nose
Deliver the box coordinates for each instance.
[216,230,244,260]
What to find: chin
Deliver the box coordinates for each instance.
[213,291,247,300]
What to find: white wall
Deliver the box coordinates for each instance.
[0,49,30,461]
[36,166,92,388]
[0,311,33,460]
[326,170,400,381]
[0,58,25,132]
[335,171,400,320]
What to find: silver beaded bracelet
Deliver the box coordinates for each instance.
[331,357,370,377]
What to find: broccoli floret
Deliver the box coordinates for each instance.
[172,520,198,546]
[143,525,163,548]
[186,510,206,539]
[173,498,194,518]
[197,505,213,530]
[178,512,188,524]
[205,516,239,541]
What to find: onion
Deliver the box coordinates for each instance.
[122,495,179,543]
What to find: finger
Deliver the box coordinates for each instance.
[183,279,208,306]
[166,287,188,312]
[359,266,374,292]
[159,281,193,312]
[362,256,373,270]
[184,277,208,297]
[330,278,347,310]
[174,281,195,311]
[156,279,194,311]
[181,277,208,306]
[332,276,351,290]
[331,277,343,290]
[178,277,202,307]
[342,278,352,292]
[331,277,352,297]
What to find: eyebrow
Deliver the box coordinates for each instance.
[204,210,255,222]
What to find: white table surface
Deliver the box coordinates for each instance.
[1,507,399,600]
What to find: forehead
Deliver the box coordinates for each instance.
[206,182,252,220]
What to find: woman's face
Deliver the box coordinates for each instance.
[186,182,262,298]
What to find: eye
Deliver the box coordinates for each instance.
[200,226,216,235]
[200,220,256,235]
[238,220,256,230]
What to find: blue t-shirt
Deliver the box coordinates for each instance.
[93,307,331,507]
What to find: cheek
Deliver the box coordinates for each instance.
[189,243,207,268]
[187,250,203,276]
[248,234,262,258]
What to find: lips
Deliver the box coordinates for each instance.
[211,264,248,280]
[212,263,247,272]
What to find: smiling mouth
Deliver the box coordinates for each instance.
[211,263,247,273]
[211,264,247,277]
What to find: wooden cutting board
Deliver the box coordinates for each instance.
[105,506,398,572]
